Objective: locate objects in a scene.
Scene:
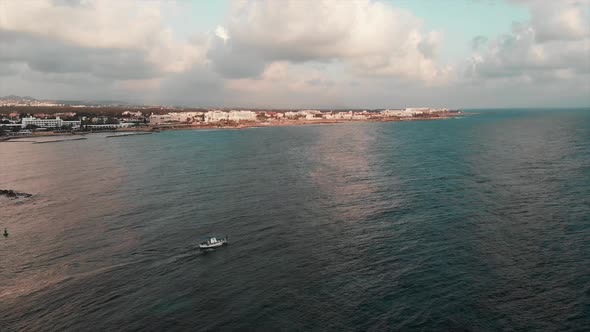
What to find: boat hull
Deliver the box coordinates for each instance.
[199,241,227,249]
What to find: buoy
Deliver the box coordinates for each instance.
[3,228,8,237]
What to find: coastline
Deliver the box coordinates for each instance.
[152,111,468,132]
[1,112,469,142]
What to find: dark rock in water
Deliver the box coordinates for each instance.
[0,189,33,199]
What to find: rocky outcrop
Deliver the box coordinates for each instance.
[0,190,33,199]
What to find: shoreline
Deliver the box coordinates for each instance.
[152,111,468,132]
[1,112,469,141]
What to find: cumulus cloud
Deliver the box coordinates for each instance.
[0,0,587,108]
[0,30,159,80]
[209,0,452,83]
[0,0,207,79]
[516,0,590,42]
[466,0,590,81]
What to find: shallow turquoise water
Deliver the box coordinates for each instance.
[1,109,589,331]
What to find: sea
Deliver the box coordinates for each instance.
[1,109,589,331]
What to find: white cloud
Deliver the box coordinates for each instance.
[210,0,452,83]
[226,61,340,104]
[515,0,590,42]
[215,26,230,44]
[466,0,590,81]
[1,0,588,108]
[0,0,207,75]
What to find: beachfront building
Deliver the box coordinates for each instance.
[302,110,322,120]
[284,111,298,119]
[204,110,229,123]
[150,112,204,125]
[285,110,320,119]
[381,109,425,117]
[305,113,323,120]
[325,111,353,120]
[419,108,448,114]
[351,113,369,120]
[267,112,284,119]
[404,108,429,114]
[380,108,448,118]
[62,120,81,129]
[381,109,410,117]
[177,112,204,122]
[21,116,61,128]
[227,110,257,122]
[20,116,81,129]
[149,114,174,125]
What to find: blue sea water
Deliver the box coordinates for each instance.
[1,109,589,331]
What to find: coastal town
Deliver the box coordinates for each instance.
[0,96,462,139]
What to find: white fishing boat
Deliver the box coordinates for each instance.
[199,236,228,249]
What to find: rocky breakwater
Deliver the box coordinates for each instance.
[0,189,33,199]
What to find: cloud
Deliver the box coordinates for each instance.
[209,0,452,83]
[223,61,357,108]
[207,35,268,79]
[514,0,590,42]
[466,0,590,81]
[0,0,207,79]
[153,65,226,106]
[215,26,230,43]
[471,36,489,51]
[0,30,160,80]
[0,0,587,108]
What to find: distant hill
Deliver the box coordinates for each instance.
[56,99,132,106]
[1,95,131,107]
[1,95,39,102]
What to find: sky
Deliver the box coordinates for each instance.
[0,0,589,108]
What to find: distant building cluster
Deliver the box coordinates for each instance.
[0,99,64,107]
[148,108,452,126]
[1,102,458,137]
[0,110,147,135]
[149,110,258,125]
[380,108,450,117]
[21,116,81,129]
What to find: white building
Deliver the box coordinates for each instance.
[62,120,81,129]
[284,111,298,119]
[284,110,320,119]
[22,117,61,128]
[171,112,204,122]
[325,111,353,120]
[405,108,429,114]
[150,114,174,125]
[149,112,204,125]
[228,110,257,122]
[21,116,81,128]
[204,111,229,123]
[381,109,419,117]
[351,113,368,120]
